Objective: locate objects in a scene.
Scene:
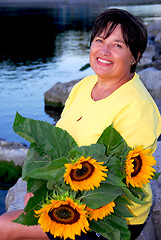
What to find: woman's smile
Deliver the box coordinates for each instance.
[97,58,112,65]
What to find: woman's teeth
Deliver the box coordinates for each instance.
[98,58,112,64]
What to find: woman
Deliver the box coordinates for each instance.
[0,8,161,240]
[56,8,161,239]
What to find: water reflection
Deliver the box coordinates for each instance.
[0,11,57,64]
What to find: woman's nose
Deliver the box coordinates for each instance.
[99,44,111,55]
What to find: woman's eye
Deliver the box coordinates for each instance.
[114,43,122,48]
[96,38,103,43]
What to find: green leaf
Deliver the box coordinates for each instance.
[90,203,131,240]
[152,172,161,180]
[13,112,77,160]
[80,144,109,163]
[128,185,146,201]
[84,183,122,208]
[90,220,120,240]
[27,178,47,193]
[22,145,51,179]
[106,156,124,178]
[104,214,131,240]
[68,144,109,165]
[81,144,106,156]
[13,179,49,226]
[114,196,133,218]
[25,157,68,182]
[68,144,106,159]
[68,146,86,160]
[79,63,90,71]
[122,187,145,205]
[104,172,126,187]
[97,124,130,158]
[13,211,38,226]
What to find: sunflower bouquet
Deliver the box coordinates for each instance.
[13,112,158,240]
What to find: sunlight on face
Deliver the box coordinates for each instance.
[90,24,134,83]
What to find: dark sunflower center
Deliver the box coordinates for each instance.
[70,161,94,181]
[131,155,142,177]
[49,205,80,224]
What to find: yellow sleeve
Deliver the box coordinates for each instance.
[114,99,161,150]
[60,79,84,117]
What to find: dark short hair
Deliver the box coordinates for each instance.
[90,8,147,72]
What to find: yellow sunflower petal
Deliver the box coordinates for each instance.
[64,156,108,191]
[125,146,156,188]
[35,197,90,240]
[86,201,115,221]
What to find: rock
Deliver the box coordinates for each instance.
[155,32,161,44]
[44,79,80,107]
[150,142,161,240]
[139,44,156,66]
[5,177,27,212]
[151,181,161,240]
[147,20,161,38]
[138,67,161,99]
[0,140,28,167]
[137,216,156,240]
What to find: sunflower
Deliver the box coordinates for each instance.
[64,156,108,191]
[125,146,156,188]
[86,201,115,221]
[35,197,90,240]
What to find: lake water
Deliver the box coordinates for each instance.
[0,190,8,215]
[0,1,161,214]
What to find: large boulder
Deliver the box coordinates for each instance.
[147,20,161,38]
[138,67,161,100]
[155,32,161,44]
[139,44,156,66]
[151,181,161,240]
[0,140,28,167]
[5,177,27,212]
[44,79,80,107]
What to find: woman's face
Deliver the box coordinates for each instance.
[90,24,134,82]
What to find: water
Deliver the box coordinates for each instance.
[0,1,161,213]
[0,190,7,215]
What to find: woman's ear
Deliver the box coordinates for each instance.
[131,56,136,65]
[137,52,141,62]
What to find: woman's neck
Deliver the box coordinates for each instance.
[91,73,134,101]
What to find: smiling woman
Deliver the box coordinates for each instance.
[90,24,134,93]
[89,9,147,101]
[56,8,161,240]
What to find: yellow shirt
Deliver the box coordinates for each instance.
[56,73,161,224]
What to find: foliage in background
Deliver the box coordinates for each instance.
[0,160,22,189]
